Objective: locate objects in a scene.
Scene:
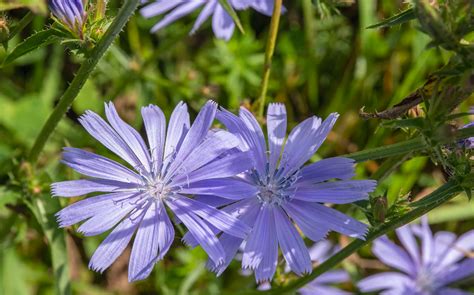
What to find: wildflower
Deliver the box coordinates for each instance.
[358,216,474,294]
[298,241,351,295]
[183,103,376,282]
[140,0,284,41]
[48,0,87,38]
[52,101,253,282]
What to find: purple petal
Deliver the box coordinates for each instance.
[79,110,147,174]
[298,157,355,184]
[51,179,138,197]
[292,180,376,204]
[396,224,420,266]
[141,1,182,18]
[166,198,225,265]
[300,285,351,295]
[104,102,152,174]
[194,195,236,208]
[357,272,413,292]
[190,0,217,34]
[171,130,240,178]
[238,107,267,177]
[61,148,143,184]
[441,259,474,286]
[162,101,190,174]
[437,288,473,295]
[432,231,457,267]
[170,197,250,238]
[284,200,368,239]
[283,202,330,242]
[55,192,139,227]
[150,1,206,33]
[166,101,217,179]
[128,203,159,282]
[314,269,350,284]
[171,151,253,185]
[308,240,334,262]
[89,210,144,273]
[179,178,258,200]
[420,216,434,265]
[242,205,278,282]
[266,103,287,176]
[141,105,166,175]
[212,3,235,40]
[373,236,416,276]
[274,207,312,276]
[440,230,474,266]
[77,195,141,236]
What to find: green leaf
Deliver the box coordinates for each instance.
[0,0,47,13]
[2,29,62,66]
[367,8,416,29]
[217,0,245,34]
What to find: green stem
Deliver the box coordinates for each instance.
[257,180,463,295]
[343,126,474,163]
[8,11,34,41]
[257,0,282,117]
[28,0,140,164]
[302,0,319,109]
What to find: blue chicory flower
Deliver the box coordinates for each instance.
[182,103,376,282]
[297,241,352,295]
[48,0,87,37]
[358,216,474,295]
[140,0,284,41]
[52,101,253,282]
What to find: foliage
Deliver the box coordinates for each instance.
[0,0,472,294]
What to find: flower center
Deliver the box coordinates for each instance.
[416,268,437,293]
[146,179,170,200]
[257,183,289,206]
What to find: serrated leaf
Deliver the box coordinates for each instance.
[217,0,245,34]
[2,29,62,65]
[367,8,416,29]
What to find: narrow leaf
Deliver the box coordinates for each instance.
[217,0,245,34]
[2,29,62,66]
[367,8,416,29]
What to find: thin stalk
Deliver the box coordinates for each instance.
[302,0,319,109]
[257,0,283,117]
[343,126,474,163]
[8,11,34,41]
[28,0,140,164]
[255,180,462,294]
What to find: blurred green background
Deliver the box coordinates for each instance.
[0,1,473,294]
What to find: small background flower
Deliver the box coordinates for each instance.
[140,0,284,40]
[358,216,474,294]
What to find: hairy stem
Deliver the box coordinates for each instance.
[258,180,462,294]
[257,0,283,117]
[28,0,140,164]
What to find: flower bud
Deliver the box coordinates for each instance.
[373,195,388,223]
[48,0,87,39]
[0,17,9,43]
